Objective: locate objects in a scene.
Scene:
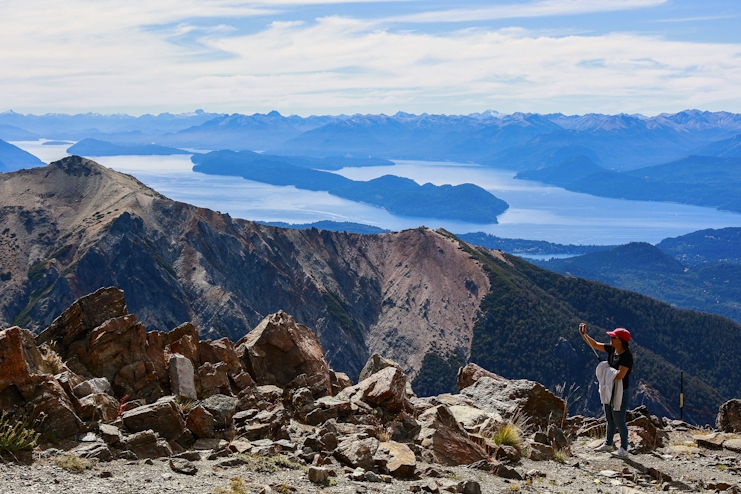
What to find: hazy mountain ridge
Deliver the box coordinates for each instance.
[1,157,740,423]
[5,109,741,173]
[535,234,741,325]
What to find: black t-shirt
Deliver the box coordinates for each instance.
[605,345,634,389]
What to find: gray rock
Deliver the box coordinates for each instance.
[168,354,197,400]
[74,442,113,461]
[120,430,172,459]
[528,442,554,461]
[717,399,741,433]
[462,480,481,494]
[461,376,565,429]
[98,423,122,445]
[169,458,197,475]
[73,377,112,398]
[201,394,238,429]
[308,466,330,483]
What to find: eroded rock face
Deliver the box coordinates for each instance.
[457,363,503,392]
[121,398,186,441]
[461,376,566,429]
[168,354,197,400]
[36,287,128,349]
[717,399,741,433]
[417,404,487,466]
[237,311,332,397]
[338,366,411,413]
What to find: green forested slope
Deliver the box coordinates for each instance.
[414,234,741,425]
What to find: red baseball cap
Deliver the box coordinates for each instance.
[607,328,631,342]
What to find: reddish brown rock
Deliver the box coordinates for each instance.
[197,362,230,398]
[338,366,411,413]
[457,363,503,392]
[77,393,119,422]
[36,286,128,348]
[200,338,242,377]
[237,311,331,397]
[627,415,663,452]
[417,405,487,466]
[186,406,216,438]
[717,399,741,433]
[0,327,50,392]
[330,370,353,395]
[170,334,200,368]
[122,398,186,441]
[18,375,83,438]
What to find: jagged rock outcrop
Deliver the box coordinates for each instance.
[717,399,741,433]
[0,289,691,492]
[460,375,566,429]
[236,311,332,397]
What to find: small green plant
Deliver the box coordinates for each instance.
[0,410,41,455]
[445,472,463,481]
[716,464,728,471]
[54,454,94,473]
[553,448,568,463]
[326,478,337,487]
[493,422,522,449]
[213,477,248,494]
[509,484,520,492]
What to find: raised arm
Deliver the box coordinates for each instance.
[579,323,606,353]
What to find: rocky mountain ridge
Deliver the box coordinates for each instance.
[0,289,740,493]
[2,157,741,423]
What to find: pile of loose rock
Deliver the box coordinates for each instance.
[1,287,740,493]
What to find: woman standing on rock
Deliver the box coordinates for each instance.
[579,323,634,458]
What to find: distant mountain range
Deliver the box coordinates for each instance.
[4,109,741,172]
[535,228,741,325]
[192,150,509,223]
[517,154,741,214]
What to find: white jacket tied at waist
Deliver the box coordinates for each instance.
[596,361,624,411]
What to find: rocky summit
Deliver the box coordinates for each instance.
[0,290,740,493]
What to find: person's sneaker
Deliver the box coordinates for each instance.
[594,443,616,452]
[612,447,629,458]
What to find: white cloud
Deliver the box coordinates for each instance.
[384,0,667,23]
[0,2,740,115]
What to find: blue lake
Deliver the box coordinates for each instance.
[15,140,741,246]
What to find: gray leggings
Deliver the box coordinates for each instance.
[604,387,629,449]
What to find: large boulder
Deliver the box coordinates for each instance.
[417,404,487,466]
[236,311,332,397]
[36,286,127,348]
[457,363,503,392]
[375,441,416,478]
[122,397,186,441]
[0,326,51,393]
[0,327,82,437]
[460,376,565,429]
[168,354,197,400]
[717,399,741,433]
[199,338,242,377]
[338,366,411,413]
[85,315,162,400]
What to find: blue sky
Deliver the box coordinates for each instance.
[2,0,740,116]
